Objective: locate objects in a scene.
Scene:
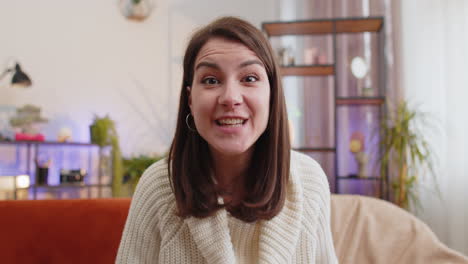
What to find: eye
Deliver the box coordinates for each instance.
[201,77,220,85]
[242,75,259,83]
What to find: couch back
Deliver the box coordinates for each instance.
[0,198,131,264]
[1,196,467,264]
[330,195,468,264]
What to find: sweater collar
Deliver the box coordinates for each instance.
[257,157,303,263]
[186,209,236,264]
[185,156,303,264]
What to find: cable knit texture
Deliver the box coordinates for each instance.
[116,151,338,263]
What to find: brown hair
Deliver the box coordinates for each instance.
[168,16,290,222]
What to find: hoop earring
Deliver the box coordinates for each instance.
[186,113,197,132]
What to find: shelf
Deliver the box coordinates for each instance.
[264,20,334,35]
[294,147,336,152]
[1,141,110,200]
[263,17,383,36]
[337,176,381,181]
[263,15,387,200]
[336,97,385,105]
[335,18,383,34]
[31,184,111,189]
[0,141,98,147]
[281,65,334,76]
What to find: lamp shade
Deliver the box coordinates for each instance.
[11,63,32,88]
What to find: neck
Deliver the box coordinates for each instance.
[210,148,253,194]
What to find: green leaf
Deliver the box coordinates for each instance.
[377,100,440,211]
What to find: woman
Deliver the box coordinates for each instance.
[117,16,338,264]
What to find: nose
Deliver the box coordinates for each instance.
[218,81,243,109]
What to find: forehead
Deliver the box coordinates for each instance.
[195,37,260,65]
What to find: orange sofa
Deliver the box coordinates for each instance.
[1,196,467,264]
[0,198,131,264]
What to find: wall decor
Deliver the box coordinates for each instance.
[118,0,154,22]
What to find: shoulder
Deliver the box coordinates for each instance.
[135,157,172,199]
[137,157,171,189]
[128,158,175,223]
[290,150,330,192]
[117,159,174,262]
[290,150,331,212]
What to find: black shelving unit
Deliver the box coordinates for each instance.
[0,141,112,200]
[263,17,388,200]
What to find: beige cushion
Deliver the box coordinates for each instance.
[331,195,468,264]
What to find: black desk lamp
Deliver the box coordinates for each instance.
[0,62,32,88]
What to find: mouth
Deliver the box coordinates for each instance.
[215,117,248,127]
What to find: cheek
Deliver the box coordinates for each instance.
[261,100,270,125]
[252,90,271,125]
[190,93,214,123]
[260,89,271,116]
[192,103,207,121]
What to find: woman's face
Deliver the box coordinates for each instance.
[188,37,270,158]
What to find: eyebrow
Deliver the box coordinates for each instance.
[238,59,264,69]
[195,62,220,71]
[194,59,265,71]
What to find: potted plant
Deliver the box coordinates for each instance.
[379,101,438,210]
[123,154,163,195]
[90,115,124,197]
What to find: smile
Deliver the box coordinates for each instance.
[215,118,247,126]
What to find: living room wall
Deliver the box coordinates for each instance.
[399,0,468,255]
[0,0,278,156]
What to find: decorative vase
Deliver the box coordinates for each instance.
[354,151,369,178]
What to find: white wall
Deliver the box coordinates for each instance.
[0,0,278,156]
[399,0,468,255]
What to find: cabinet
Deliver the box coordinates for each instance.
[0,141,113,200]
[263,17,388,199]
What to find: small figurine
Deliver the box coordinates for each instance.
[304,47,318,65]
[277,46,295,66]
[58,127,73,142]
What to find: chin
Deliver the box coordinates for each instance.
[210,143,253,157]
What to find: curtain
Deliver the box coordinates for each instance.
[399,0,468,255]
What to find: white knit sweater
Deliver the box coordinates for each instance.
[116,151,338,263]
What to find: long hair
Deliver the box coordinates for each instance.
[168,16,290,222]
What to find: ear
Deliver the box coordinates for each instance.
[187,86,192,110]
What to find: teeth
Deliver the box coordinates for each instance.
[218,118,244,125]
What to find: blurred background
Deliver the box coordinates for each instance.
[0,0,467,255]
